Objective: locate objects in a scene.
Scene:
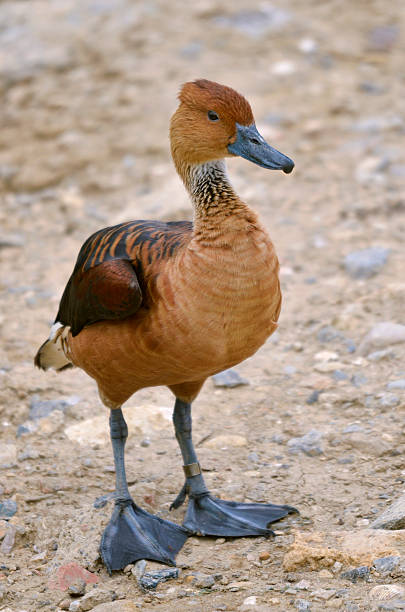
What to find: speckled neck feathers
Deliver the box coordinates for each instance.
[177,160,256,242]
[185,161,236,211]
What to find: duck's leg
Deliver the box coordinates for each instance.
[171,398,297,537]
[100,407,188,573]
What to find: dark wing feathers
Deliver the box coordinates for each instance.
[57,259,142,336]
[56,220,192,336]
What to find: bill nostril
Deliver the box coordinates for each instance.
[249,137,261,146]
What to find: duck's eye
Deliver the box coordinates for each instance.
[207,110,219,122]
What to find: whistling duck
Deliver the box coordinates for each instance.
[35,79,296,572]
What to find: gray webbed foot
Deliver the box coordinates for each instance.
[101,500,188,573]
[183,492,297,537]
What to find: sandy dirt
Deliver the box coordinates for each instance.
[1,1,405,611]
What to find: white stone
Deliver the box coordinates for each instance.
[359,322,405,355]
[272,60,296,75]
[369,584,405,601]
[205,435,248,448]
[65,406,172,446]
[314,351,339,362]
[298,38,318,53]
[0,444,16,466]
[372,493,405,529]
[243,596,257,605]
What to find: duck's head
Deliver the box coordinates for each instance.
[170,79,294,174]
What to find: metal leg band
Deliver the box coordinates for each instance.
[183,462,201,478]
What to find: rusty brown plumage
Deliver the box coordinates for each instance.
[36,79,286,408]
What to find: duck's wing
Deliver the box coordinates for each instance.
[55,220,192,336]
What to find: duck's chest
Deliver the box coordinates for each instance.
[158,232,281,362]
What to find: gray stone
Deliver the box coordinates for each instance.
[341,565,370,583]
[212,368,249,388]
[191,572,215,588]
[212,8,290,38]
[379,393,400,408]
[287,430,323,456]
[317,325,342,343]
[333,370,349,381]
[29,395,80,420]
[248,452,260,463]
[284,365,297,376]
[0,499,17,520]
[377,602,405,611]
[306,390,320,404]
[179,41,202,59]
[352,116,403,133]
[0,233,24,248]
[295,600,311,611]
[368,349,396,361]
[372,493,405,529]
[132,559,146,580]
[67,579,86,597]
[342,424,363,434]
[368,25,399,52]
[138,568,179,590]
[359,322,405,356]
[0,523,16,554]
[93,493,113,509]
[373,555,401,574]
[387,380,405,391]
[344,247,389,279]
[0,444,17,467]
[351,374,367,387]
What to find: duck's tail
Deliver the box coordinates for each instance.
[34,322,73,371]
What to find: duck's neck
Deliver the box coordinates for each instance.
[175,159,256,239]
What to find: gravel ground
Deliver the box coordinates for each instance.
[1,1,405,611]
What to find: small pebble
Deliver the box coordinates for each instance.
[0,500,17,520]
[191,573,215,588]
[93,492,114,509]
[341,566,370,583]
[342,424,363,434]
[368,25,399,51]
[132,559,146,580]
[370,585,405,602]
[296,580,311,590]
[373,556,401,575]
[387,380,405,391]
[333,370,349,381]
[139,568,179,590]
[29,395,80,420]
[368,349,395,361]
[318,569,333,578]
[0,524,16,554]
[284,365,297,375]
[306,390,320,405]
[212,368,250,388]
[311,588,336,600]
[376,601,405,611]
[344,247,389,279]
[379,393,400,408]
[359,322,405,356]
[287,430,323,456]
[67,579,86,597]
[243,595,257,605]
